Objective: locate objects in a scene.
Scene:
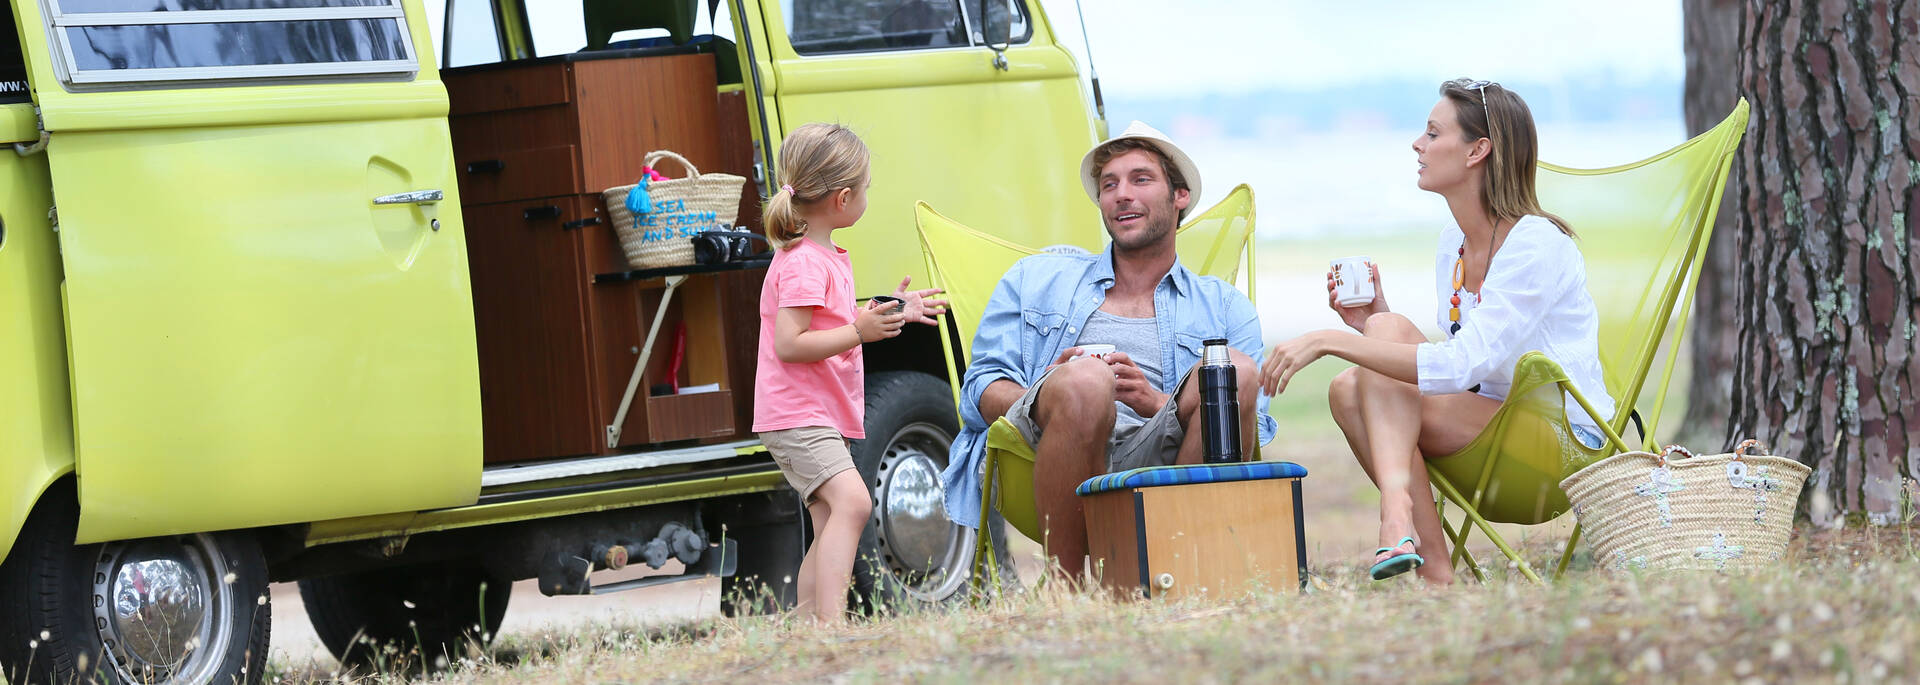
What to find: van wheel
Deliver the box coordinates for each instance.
[298,563,509,674]
[849,371,1014,612]
[0,486,271,685]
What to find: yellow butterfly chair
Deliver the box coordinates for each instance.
[914,185,1258,591]
[1427,100,1751,582]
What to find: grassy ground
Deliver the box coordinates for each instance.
[273,526,1920,684]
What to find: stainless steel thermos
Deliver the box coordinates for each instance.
[1200,338,1242,464]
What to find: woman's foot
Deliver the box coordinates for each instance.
[1370,536,1424,580]
[1373,537,1417,565]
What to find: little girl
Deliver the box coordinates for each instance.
[752,122,945,623]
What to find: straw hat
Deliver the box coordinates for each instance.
[1078,120,1202,216]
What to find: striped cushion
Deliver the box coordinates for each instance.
[1075,461,1309,496]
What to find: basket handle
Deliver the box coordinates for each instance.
[643,150,701,180]
[1731,438,1765,460]
[1657,444,1695,466]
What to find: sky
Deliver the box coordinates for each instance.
[1043,0,1685,98]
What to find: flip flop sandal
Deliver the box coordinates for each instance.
[1369,536,1425,580]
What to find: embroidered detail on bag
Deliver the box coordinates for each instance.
[1634,465,1686,527]
[1694,533,1745,570]
[1727,461,1782,523]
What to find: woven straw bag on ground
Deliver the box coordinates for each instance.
[1560,440,1809,573]
[604,150,747,270]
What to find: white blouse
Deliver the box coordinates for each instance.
[1415,215,1615,429]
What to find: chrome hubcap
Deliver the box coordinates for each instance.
[873,422,973,602]
[93,535,233,684]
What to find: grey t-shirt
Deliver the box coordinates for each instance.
[1078,309,1162,422]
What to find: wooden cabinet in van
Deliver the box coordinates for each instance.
[446,50,757,464]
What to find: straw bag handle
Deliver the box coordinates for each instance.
[1656,444,1695,466]
[1730,439,1766,461]
[644,150,701,180]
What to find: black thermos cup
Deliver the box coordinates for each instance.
[1200,338,1242,464]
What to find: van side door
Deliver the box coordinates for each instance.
[17,0,482,543]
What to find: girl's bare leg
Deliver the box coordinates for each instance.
[794,499,828,617]
[806,470,873,623]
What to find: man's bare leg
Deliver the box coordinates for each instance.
[1029,357,1116,580]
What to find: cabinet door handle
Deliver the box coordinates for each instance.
[523,205,562,220]
[373,190,443,205]
[466,159,505,174]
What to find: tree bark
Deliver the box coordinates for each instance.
[1680,0,1747,447]
[1725,0,1919,524]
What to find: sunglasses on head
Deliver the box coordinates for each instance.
[1460,78,1499,143]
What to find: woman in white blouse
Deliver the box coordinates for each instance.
[1260,79,1614,584]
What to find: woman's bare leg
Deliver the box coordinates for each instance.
[1342,314,1452,583]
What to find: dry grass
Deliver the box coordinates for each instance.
[268,525,1920,685]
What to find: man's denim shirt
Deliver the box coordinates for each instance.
[941,246,1276,528]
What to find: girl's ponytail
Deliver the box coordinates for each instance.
[763,185,807,251]
[761,123,871,251]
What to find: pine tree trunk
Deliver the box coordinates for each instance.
[1679,0,1746,446]
[1726,0,1919,524]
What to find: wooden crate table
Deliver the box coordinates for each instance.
[1078,462,1309,599]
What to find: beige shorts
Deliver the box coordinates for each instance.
[759,426,856,502]
[1005,366,1194,473]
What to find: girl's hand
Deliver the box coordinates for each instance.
[1327,262,1388,333]
[892,276,948,325]
[855,299,906,342]
[1260,331,1332,396]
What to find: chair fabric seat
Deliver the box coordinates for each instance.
[1075,461,1309,496]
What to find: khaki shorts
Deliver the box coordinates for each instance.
[1005,366,1193,473]
[760,426,856,502]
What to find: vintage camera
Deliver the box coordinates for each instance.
[691,229,769,265]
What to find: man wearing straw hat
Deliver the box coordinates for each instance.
[941,121,1276,579]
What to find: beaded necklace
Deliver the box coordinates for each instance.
[1448,245,1467,336]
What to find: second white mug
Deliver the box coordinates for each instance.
[1331,256,1376,307]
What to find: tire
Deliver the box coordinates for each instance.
[297,563,509,674]
[0,485,271,685]
[717,503,807,617]
[848,371,1015,613]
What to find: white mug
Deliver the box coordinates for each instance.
[1330,256,1376,307]
[1075,343,1116,359]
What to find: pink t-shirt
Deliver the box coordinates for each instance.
[752,238,865,438]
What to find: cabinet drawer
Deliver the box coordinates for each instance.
[455,145,582,206]
[446,61,571,115]
[645,390,736,443]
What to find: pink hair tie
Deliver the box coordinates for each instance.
[780,184,794,196]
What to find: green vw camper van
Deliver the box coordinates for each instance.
[0,0,1103,681]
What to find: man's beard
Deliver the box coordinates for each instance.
[1108,199,1178,253]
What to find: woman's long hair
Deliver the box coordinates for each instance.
[762,123,872,250]
[1439,79,1573,236]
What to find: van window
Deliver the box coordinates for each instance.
[443,0,503,68]
[783,0,1029,56]
[45,0,417,88]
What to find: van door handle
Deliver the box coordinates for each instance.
[373,190,445,205]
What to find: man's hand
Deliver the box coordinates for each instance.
[892,276,949,326]
[1105,351,1168,417]
[1045,346,1085,373]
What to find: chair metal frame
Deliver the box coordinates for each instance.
[1429,99,1750,582]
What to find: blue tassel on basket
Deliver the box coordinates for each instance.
[626,176,653,215]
